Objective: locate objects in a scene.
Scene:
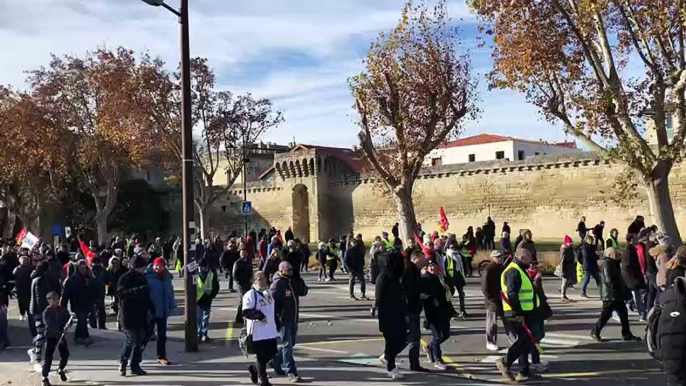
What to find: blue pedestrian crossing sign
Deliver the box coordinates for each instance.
[241,201,253,215]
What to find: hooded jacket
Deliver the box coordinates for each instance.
[145,265,176,319]
[374,252,405,333]
[580,242,599,272]
[600,253,625,302]
[30,265,61,315]
[61,268,99,313]
[651,245,672,287]
[270,272,301,328]
[232,257,253,290]
[420,271,450,324]
[344,246,365,273]
[621,244,645,290]
[559,244,577,282]
[262,256,281,284]
[117,268,151,330]
[401,259,422,315]
[284,250,304,278]
[13,264,34,301]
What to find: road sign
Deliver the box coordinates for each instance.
[241,201,253,215]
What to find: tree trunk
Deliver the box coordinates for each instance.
[197,203,210,241]
[95,213,109,245]
[393,182,418,243]
[646,167,682,244]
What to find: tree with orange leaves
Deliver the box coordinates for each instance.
[471,0,686,241]
[26,48,155,243]
[350,0,477,241]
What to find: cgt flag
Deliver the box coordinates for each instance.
[16,227,27,245]
[78,238,95,266]
[437,206,449,233]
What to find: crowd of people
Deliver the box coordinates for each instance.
[1,216,686,385]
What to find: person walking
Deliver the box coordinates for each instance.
[117,254,152,376]
[375,250,407,379]
[622,234,646,321]
[445,238,467,318]
[60,260,96,346]
[145,257,176,365]
[402,251,429,372]
[40,291,71,386]
[315,242,328,282]
[197,258,219,342]
[233,248,253,325]
[284,240,304,279]
[28,261,61,371]
[593,221,605,251]
[580,235,601,298]
[495,248,538,383]
[106,256,128,330]
[220,242,239,292]
[242,271,278,386]
[257,236,269,271]
[590,247,641,342]
[577,216,587,243]
[605,228,620,250]
[12,256,33,324]
[421,260,451,371]
[482,250,504,351]
[558,235,577,302]
[270,261,308,382]
[345,238,367,300]
[89,256,108,330]
[262,248,282,285]
[500,232,512,255]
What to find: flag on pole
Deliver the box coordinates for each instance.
[20,232,39,250]
[78,238,95,266]
[437,206,449,233]
[16,227,27,245]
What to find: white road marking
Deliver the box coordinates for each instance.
[545,332,595,341]
[296,346,349,354]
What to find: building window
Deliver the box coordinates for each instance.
[518,150,525,160]
[468,154,476,162]
[495,151,505,160]
[534,152,540,156]
[431,157,442,166]
[666,115,675,142]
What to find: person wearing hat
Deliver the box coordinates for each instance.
[106,256,128,329]
[60,260,96,346]
[284,240,304,279]
[145,257,176,365]
[117,254,152,376]
[558,235,577,302]
[196,258,219,342]
[270,261,308,382]
[420,258,451,371]
[482,250,505,351]
[590,247,641,342]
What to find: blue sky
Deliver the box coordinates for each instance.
[0,0,573,147]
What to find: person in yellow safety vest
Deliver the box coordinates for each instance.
[326,239,339,281]
[605,228,619,251]
[196,258,219,342]
[496,248,539,383]
[381,232,394,252]
[445,239,468,318]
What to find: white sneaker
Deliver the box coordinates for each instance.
[19,315,25,321]
[33,363,42,373]
[434,361,448,370]
[486,343,499,351]
[317,278,322,282]
[379,354,387,365]
[27,348,36,364]
[531,361,549,373]
[325,278,331,282]
[387,368,404,379]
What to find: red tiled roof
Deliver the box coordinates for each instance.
[437,134,576,149]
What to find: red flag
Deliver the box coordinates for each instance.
[78,238,95,267]
[437,207,449,232]
[16,227,27,245]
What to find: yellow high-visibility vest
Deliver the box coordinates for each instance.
[501,261,538,312]
[607,237,618,249]
[197,271,214,300]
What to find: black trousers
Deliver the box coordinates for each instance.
[349,270,366,296]
[42,337,69,377]
[406,313,421,368]
[503,320,532,375]
[253,338,277,382]
[594,300,632,338]
[235,287,248,323]
[90,298,107,329]
[328,261,338,280]
[382,324,408,372]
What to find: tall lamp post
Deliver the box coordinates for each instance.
[141,0,197,353]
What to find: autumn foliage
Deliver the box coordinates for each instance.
[350,0,477,240]
[471,0,686,241]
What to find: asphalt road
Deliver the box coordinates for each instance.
[0,267,667,385]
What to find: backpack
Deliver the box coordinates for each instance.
[647,277,686,364]
[645,303,663,363]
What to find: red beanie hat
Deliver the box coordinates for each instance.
[153,257,166,266]
[564,235,572,245]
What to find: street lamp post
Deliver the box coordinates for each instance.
[141,0,198,353]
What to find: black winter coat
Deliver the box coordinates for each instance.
[401,261,422,315]
[106,266,128,297]
[666,266,686,288]
[232,258,253,290]
[657,278,686,384]
[600,257,626,302]
[117,269,151,330]
[270,273,306,328]
[220,250,239,270]
[30,269,61,315]
[284,251,304,278]
[374,252,405,333]
[344,248,365,273]
[262,257,281,284]
[580,243,599,272]
[481,261,504,309]
[13,264,34,300]
[61,271,99,313]
[420,273,449,324]
[621,244,646,290]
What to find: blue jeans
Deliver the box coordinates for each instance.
[428,319,450,362]
[581,270,601,295]
[197,305,211,338]
[120,328,147,369]
[273,323,298,375]
[406,313,421,367]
